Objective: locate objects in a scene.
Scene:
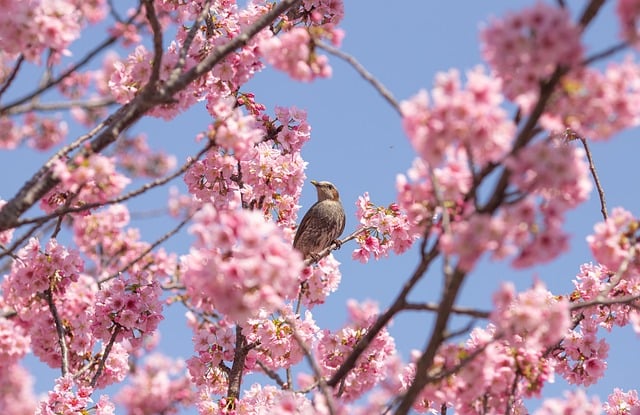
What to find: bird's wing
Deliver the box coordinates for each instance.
[293,202,319,248]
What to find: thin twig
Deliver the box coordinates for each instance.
[91,325,122,388]
[0,55,24,98]
[579,137,608,220]
[98,213,193,285]
[404,302,490,319]
[315,40,400,115]
[303,226,372,267]
[583,41,627,66]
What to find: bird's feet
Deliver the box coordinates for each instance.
[332,239,343,250]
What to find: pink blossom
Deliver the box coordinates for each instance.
[617,0,640,48]
[534,390,601,415]
[260,28,332,81]
[401,67,515,167]
[491,280,570,350]
[353,192,419,263]
[604,388,640,415]
[587,207,640,274]
[540,59,640,140]
[43,153,130,214]
[181,206,304,321]
[116,354,195,414]
[315,300,398,401]
[0,364,37,414]
[481,2,583,104]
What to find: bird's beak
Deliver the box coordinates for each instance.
[310,180,319,187]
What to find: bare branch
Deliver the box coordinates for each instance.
[579,137,608,220]
[0,55,24,98]
[99,213,193,285]
[91,325,121,388]
[316,40,400,115]
[404,302,490,319]
[143,0,164,87]
[45,289,69,376]
[327,241,440,388]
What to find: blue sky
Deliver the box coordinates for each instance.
[3,1,640,412]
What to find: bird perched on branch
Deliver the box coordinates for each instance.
[293,180,346,260]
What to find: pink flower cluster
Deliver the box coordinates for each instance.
[243,305,319,371]
[184,105,309,228]
[0,113,68,150]
[315,300,397,401]
[396,151,472,238]
[492,281,570,349]
[116,354,195,414]
[587,207,640,274]
[540,59,640,140]
[43,153,130,214]
[73,204,176,280]
[35,374,115,415]
[92,272,164,351]
[617,0,640,48]
[480,2,583,104]
[21,113,69,151]
[534,390,601,415]
[3,238,83,309]
[208,98,263,160]
[187,317,235,396]
[0,364,36,414]
[411,282,567,414]
[181,206,305,321]
[400,67,515,167]
[604,388,640,415]
[260,27,333,82]
[0,316,30,370]
[299,255,342,308]
[352,192,418,263]
[435,138,590,271]
[0,0,83,63]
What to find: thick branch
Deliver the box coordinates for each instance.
[395,267,466,415]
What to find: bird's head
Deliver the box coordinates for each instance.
[311,180,340,202]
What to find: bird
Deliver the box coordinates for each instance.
[293,180,346,260]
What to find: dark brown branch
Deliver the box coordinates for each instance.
[404,302,490,319]
[583,42,627,66]
[480,68,566,214]
[578,0,605,29]
[45,289,69,375]
[143,0,164,87]
[327,241,440,388]
[91,325,122,388]
[0,55,24,98]
[395,267,466,415]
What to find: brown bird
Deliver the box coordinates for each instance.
[293,180,346,260]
